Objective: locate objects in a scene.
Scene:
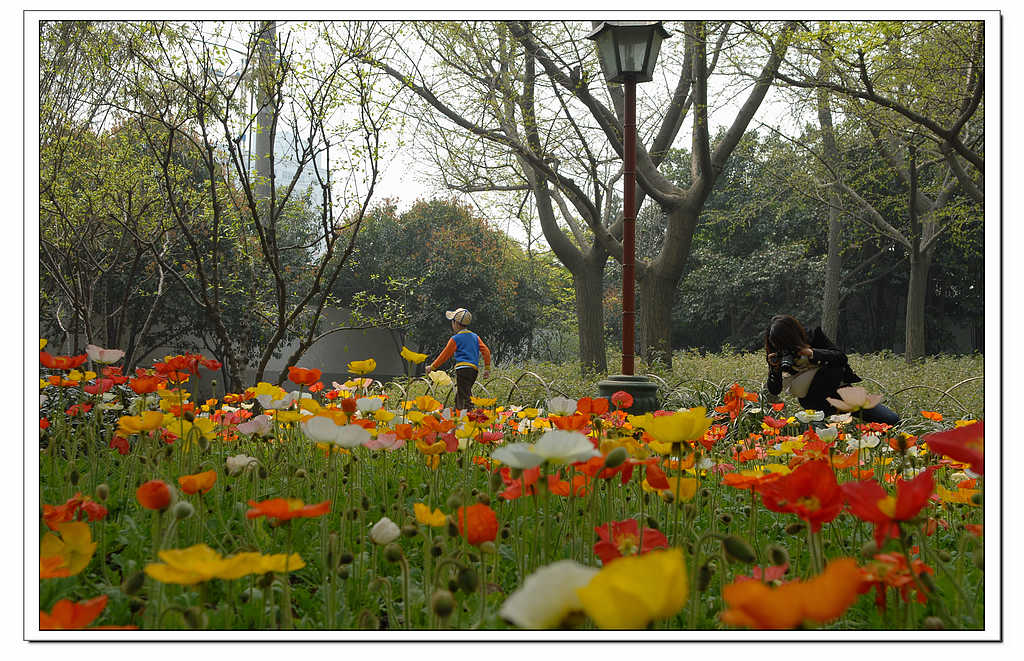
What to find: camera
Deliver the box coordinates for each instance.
[779,351,798,374]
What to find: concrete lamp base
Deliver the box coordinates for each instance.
[597,374,660,414]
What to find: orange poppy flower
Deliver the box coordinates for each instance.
[576,397,609,416]
[136,480,172,510]
[549,414,590,431]
[721,557,863,629]
[39,351,88,371]
[547,473,590,497]
[246,498,331,523]
[859,552,934,611]
[715,383,758,420]
[42,493,107,530]
[46,375,78,388]
[178,469,217,495]
[455,503,498,545]
[129,374,164,394]
[920,410,943,421]
[756,460,843,533]
[288,366,322,386]
[40,595,109,630]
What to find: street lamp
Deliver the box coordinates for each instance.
[588,21,670,414]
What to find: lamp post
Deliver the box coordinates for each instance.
[588,21,670,414]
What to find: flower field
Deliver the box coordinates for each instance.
[36,344,986,633]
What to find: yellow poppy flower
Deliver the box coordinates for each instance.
[40,338,47,350]
[471,396,497,407]
[935,485,980,506]
[145,544,304,584]
[374,408,396,423]
[400,346,428,364]
[629,408,713,444]
[347,359,377,375]
[413,395,442,412]
[117,411,165,435]
[642,476,698,502]
[577,548,688,629]
[40,522,96,577]
[406,411,425,424]
[414,503,447,527]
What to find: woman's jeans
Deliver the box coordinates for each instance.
[853,402,901,426]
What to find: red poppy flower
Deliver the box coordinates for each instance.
[40,595,108,630]
[497,466,542,500]
[859,552,935,612]
[65,404,92,417]
[576,397,609,416]
[136,480,172,510]
[40,417,50,430]
[309,381,324,393]
[246,498,331,523]
[39,351,88,371]
[922,421,983,475]
[109,435,130,455]
[42,493,108,530]
[455,503,498,545]
[839,469,935,548]
[756,460,843,533]
[547,473,590,497]
[177,469,217,495]
[82,378,116,395]
[200,357,222,371]
[288,366,322,386]
[340,397,358,414]
[610,390,634,410]
[593,518,669,565]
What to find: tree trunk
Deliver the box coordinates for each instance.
[637,271,676,368]
[573,255,607,375]
[904,246,932,361]
[254,20,276,224]
[822,202,843,340]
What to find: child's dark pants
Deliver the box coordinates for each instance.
[455,367,478,411]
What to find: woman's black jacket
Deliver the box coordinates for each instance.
[765,327,861,413]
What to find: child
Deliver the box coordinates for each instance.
[425,307,492,412]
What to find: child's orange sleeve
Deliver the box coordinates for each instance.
[429,338,457,370]
[478,338,491,368]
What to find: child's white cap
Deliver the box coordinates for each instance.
[445,308,472,325]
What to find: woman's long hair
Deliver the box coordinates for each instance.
[765,314,810,356]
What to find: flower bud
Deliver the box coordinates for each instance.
[697,561,714,592]
[457,566,479,593]
[603,446,628,469]
[96,483,110,501]
[476,493,491,506]
[718,512,733,526]
[937,550,953,563]
[645,516,659,530]
[479,541,497,555]
[128,598,145,614]
[721,535,757,564]
[197,435,210,452]
[766,544,789,567]
[69,469,79,486]
[683,504,697,520]
[361,496,371,511]
[172,500,195,520]
[446,518,460,538]
[446,492,464,511]
[339,550,354,565]
[401,523,419,538]
[337,565,350,579]
[431,590,455,619]
[784,522,806,536]
[430,543,444,557]
[660,490,675,504]
[860,540,878,558]
[383,543,404,563]
[923,616,945,630]
[258,465,268,479]
[294,468,307,479]
[258,572,275,588]
[369,517,400,545]
[122,570,145,596]
[971,493,982,506]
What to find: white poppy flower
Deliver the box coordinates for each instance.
[796,410,825,423]
[226,454,258,476]
[356,397,384,413]
[696,456,714,470]
[335,424,373,448]
[533,430,601,465]
[85,344,125,364]
[816,426,839,442]
[828,413,854,424]
[499,560,598,629]
[369,517,401,545]
[546,396,578,416]
[492,442,546,470]
[237,414,273,436]
[847,433,880,451]
[826,386,882,412]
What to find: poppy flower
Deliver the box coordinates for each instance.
[369,517,401,544]
[347,358,377,375]
[756,460,843,533]
[40,522,96,578]
[715,383,758,420]
[576,548,688,629]
[456,503,498,545]
[576,397,609,416]
[136,480,172,510]
[593,519,669,565]
[42,494,107,530]
[629,408,713,444]
[921,410,943,421]
[145,544,304,584]
[858,552,934,611]
[85,344,125,364]
[246,498,331,523]
[546,396,579,416]
[40,595,126,630]
[40,351,88,371]
[499,560,598,629]
[400,346,428,364]
[549,414,590,432]
[178,469,217,495]
[287,366,322,386]
[839,469,935,548]
[129,374,164,394]
[610,390,634,410]
[826,386,883,412]
[922,421,983,475]
[720,557,863,629]
[414,503,447,527]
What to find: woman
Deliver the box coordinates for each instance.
[764,315,899,426]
